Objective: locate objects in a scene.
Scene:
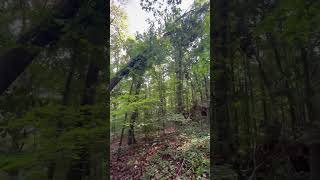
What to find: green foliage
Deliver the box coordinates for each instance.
[0,104,107,176]
[139,121,209,179]
[254,0,320,44]
[163,113,187,123]
[111,2,210,179]
[211,165,238,180]
[111,94,158,117]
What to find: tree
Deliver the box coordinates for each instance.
[0,0,81,95]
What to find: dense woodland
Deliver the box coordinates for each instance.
[110,0,210,179]
[211,0,320,180]
[0,0,319,180]
[0,0,108,179]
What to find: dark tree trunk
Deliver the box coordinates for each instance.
[67,59,100,180]
[108,54,146,92]
[62,58,76,105]
[0,0,81,95]
[301,48,314,123]
[81,60,100,105]
[0,47,37,95]
[268,34,297,137]
[212,0,232,165]
[117,81,134,159]
[310,143,320,180]
[127,111,138,145]
[175,42,184,114]
[48,49,77,180]
[127,75,143,145]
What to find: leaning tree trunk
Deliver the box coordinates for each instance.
[108,54,147,92]
[0,0,81,95]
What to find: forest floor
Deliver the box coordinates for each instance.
[111,121,210,179]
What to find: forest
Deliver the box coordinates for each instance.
[0,0,108,179]
[0,0,319,180]
[211,0,320,180]
[110,0,209,179]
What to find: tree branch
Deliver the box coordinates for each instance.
[0,0,81,95]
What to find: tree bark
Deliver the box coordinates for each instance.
[212,0,232,165]
[0,0,81,95]
[117,81,134,158]
[310,143,320,180]
[108,54,147,92]
[268,34,297,137]
[67,58,100,180]
[62,55,76,105]
[175,43,184,114]
[127,74,144,145]
[301,47,314,123]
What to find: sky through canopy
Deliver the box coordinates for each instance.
[124,0,194,35]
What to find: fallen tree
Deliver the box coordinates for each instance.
[0,1,209,94]
[108,54,147,92]
[0,0,81,95]
[108,2,210,92]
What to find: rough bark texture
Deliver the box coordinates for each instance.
[212,0,232,165]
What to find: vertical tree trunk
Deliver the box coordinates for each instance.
[301,47,314,123]
[241,55,251,154]
[175,36,184,114]
[62,57,76,105]
[117,81,134,159]
[310,143,320,180]
[127,76,143,145]
[212,0,233,165]
[268,34,297,137]
[157,68,166,132]
[204,75,209,101]
[67,59,100,180]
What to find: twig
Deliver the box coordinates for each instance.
[177,158,185,176]
[248,162,264,180]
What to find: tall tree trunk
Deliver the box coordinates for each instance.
[310,144,320,180]
[117,81,134,159]
[268,34,297,137]
[62,56,76,105]
[243,55,251,154]
[212,0,233,165]
[67,59,100,180]
[127,75,143,145]
[49,50,77,180]
[175,41,184,114]
[204,75,209,101]
[301,47,314,123]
